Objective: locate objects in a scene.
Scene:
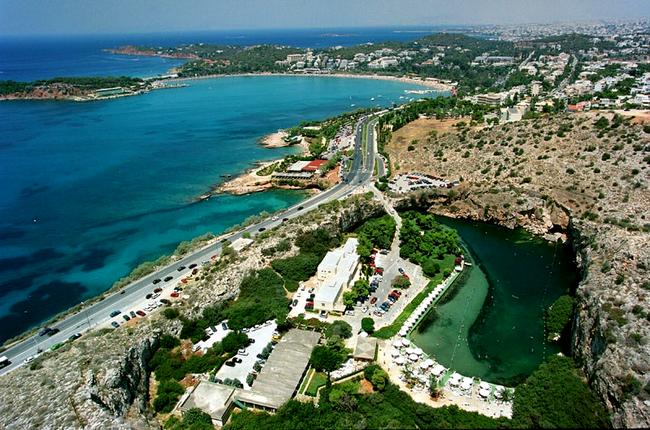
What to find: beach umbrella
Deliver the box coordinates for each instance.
[423,358,434,367]
[413,347,423,356]
[479,388,490,398]
[479,381,490,390]
[390,349,400,357]
[409,353,419,361]
[359,331,368,337]
[461,377,473,391]
[402,338,411,346]
[392,340,403,348]
[398,329,408,337]
[432,365,445,376]
[448,377,459,386]
[395,356,406,365]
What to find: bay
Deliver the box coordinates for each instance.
[0,75,433,341]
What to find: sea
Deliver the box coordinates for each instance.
[0,27,448,342]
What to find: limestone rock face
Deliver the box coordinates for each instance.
[0,328,160,429]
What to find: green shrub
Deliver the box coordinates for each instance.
[361,317,375,335]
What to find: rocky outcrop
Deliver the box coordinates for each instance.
[0,325,162,429]
[0,83,87,100]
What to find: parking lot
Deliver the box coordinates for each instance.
[388,173,452,194]
[215,320,277,389]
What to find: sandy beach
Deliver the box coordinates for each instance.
[161,72,454,92]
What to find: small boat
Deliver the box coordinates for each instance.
[511,294,520,299]
[198,194,211,201]
[350,104,355,107]
[370,97,375,101]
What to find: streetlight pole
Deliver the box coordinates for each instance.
[81,301,91,329]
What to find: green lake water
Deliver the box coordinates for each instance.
[411,216,578,385]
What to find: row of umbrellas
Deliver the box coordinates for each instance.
[398,282,447,337]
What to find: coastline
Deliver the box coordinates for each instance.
[214,131,310,195]
[165,71,454,92]
[0,72,450,102]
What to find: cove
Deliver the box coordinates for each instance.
[411,216,579,385]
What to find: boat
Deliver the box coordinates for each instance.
[198,194,211,201]
[350,104,355,107]
[511,294,520,299]
[370,97,375,101]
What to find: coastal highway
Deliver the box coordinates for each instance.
[0,113,381,375]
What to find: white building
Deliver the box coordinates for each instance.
[314,238,359,313]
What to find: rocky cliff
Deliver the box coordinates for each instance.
[385,111,650,427]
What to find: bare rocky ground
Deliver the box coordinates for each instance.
[386,111,650,427]
[0,194,382,429]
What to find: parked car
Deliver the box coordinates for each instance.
[68,333,82,341]
[163,276,173,282]
[152,278,161,284]
[130,311,136,318]
[398,267,405,275]
[160,298,171,305]
[282,217,289,222]
[50,343,64,351]
[153,287,162,293]
[370,297,378,304]
[109,310,121,318]
[234,357,243,364]
[136,310,146,317]
[177,265,186,272]
[170,292,180,298]
[258,227,266,232]
[38,327,52,336]
[297,206,304,210]
[192,268,199,275]
[225,360,236,367]
[111,321,119,328]
[221,322,228,330]
[122,315,131,321]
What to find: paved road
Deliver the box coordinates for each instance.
[0,113,381,375]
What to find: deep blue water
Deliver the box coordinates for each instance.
[0,26,467,81]
[0,75,434,342]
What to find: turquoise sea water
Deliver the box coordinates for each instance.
[411,217,578,385]
[0,76,431,341]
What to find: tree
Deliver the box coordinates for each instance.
[310,345,346,374]
[325,320,353,340]
[181,408,214,429]
[422,258,441,277]
[221,332,249,353]
[163,308,180,320]
[361,317,375,334]
[370,368,389,391]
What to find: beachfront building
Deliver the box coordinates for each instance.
[314,238,360,313]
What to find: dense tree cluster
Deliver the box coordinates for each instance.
[399,211,461,266]
[355,215,397,259]
[271,228,341,291]
[512,356,610,428]
[545,295,574,339]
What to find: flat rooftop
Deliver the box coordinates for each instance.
[179,381,236,421]
[236,329,321,410]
